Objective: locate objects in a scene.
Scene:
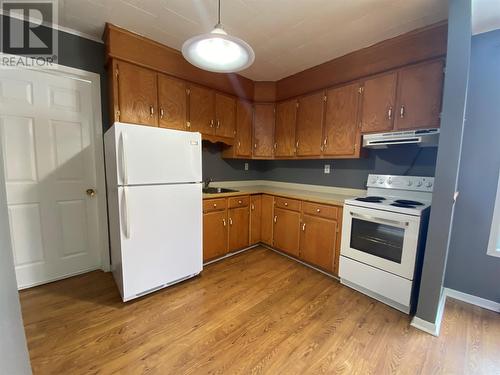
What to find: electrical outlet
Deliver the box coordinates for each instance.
[324,164,331,174]
[244,162,249,171]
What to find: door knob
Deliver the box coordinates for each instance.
[86,189,96,198]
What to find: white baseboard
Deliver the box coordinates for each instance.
[410,289,446,336]
[444,288,500,313]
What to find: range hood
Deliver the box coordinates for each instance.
[362,128,439,149]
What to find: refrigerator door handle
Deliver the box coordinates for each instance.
[123,187,131,238]
[120,132,129,185]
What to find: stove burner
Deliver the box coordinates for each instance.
[391,203,416,208]
[394,199,424,206]
[355,196,386,203]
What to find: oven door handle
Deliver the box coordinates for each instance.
[349,211,409,228]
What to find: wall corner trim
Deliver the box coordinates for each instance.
[411,290,446,336]
[444,288,500,313]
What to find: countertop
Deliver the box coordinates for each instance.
[202,182,365,206]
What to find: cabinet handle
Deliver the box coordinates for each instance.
[323,137,328,148]
[160,108,165,119]
[222,218,226,227]
[273,215,277,223]
[213,203,217,208]
[274,142,277,149]
[251,204,255,210]
[316,208,321,213]
[296,141,299,149]
[254,143,257,149]
[217,120,221,129]
[238,141,241,148]
[400,105,405,118]
[210,120,214,128]
[229,217,233,226]
[150,105,155,117]
[238,200,242,204]
[284,202,288,207]
[302,223,306,231]
[387,106,393,120]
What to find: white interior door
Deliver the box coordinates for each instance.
[0,68,103,288]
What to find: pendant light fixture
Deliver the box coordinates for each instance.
[181,0,255,73]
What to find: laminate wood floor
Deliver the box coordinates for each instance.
[20,247,500,375]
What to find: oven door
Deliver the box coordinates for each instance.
[341,204,421,280]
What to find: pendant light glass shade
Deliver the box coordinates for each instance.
[181,2,254,73]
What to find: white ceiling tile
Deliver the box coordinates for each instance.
[54,0,448,80]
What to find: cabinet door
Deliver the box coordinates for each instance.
[253,104,275,158]
[296,92,325,156]
[395,60,444,130]
[273,208,301,257]
[261,195,274,246]
[323,83,361,157]
[215,93,236,138]
[203,210,228,262]
[299,215,337,273]
[235,100,253,157]
[274,99,297,157]
[228,206,249,252]
[158,74,187,130]
[117,61,158,126]
[360,72,397,133]
[250,195,262,245]
[189,85,214,134]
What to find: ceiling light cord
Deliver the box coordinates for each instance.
[217,0,221,26]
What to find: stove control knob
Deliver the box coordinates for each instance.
[425,181,433,188]
[416,180,423,187]
[387,178,392,185]
[370,177,377,184]
[407,180,413,186]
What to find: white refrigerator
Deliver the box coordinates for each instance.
[104,122,203,302]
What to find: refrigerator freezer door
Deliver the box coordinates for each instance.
[106,122,202,186]
[117,182,202,301]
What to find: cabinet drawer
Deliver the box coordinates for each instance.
[275,197,301,211]
[228,196,249,208]
[302,202,338,220]
[203,198,227,213]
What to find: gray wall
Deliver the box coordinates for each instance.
[415,0,471,323]
[0,145,32,374]
[444,30,500,302]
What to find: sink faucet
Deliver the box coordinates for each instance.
[204,178,213,189]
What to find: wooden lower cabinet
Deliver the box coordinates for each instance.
[250,195,262,245]
[203,210,228,262]
[299,214,337,273]
[261,195,274,246]
[203,194,342,276]
[228,206,250,252]
[273,208,301,257]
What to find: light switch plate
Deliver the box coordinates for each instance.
[324,164,331,174]
[245,162,249,171]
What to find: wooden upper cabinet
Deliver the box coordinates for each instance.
[299,214,337,273]
[235,100,253,157]
[157,74,187,130]
[116,61,158,126]
[250,195,262,245]
[360,72,397,133]
[274,99,298,157]
[261,194,274,246]
[215,93,236,138]
[188,85,214,134]
[395,60,444,130]
[295,92,325,156]
[228,206,250,252]
[253,104,275,158]
[203,210,228,262]
[323,82,361,157]
[273,208,301,257]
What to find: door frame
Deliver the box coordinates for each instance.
[0,54,110,274]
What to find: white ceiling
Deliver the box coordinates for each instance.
[472,0,500,35]
[57,0,448,81]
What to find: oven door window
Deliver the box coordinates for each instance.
[350,218,405,263]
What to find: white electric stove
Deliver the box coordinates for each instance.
[339,174,434,314]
